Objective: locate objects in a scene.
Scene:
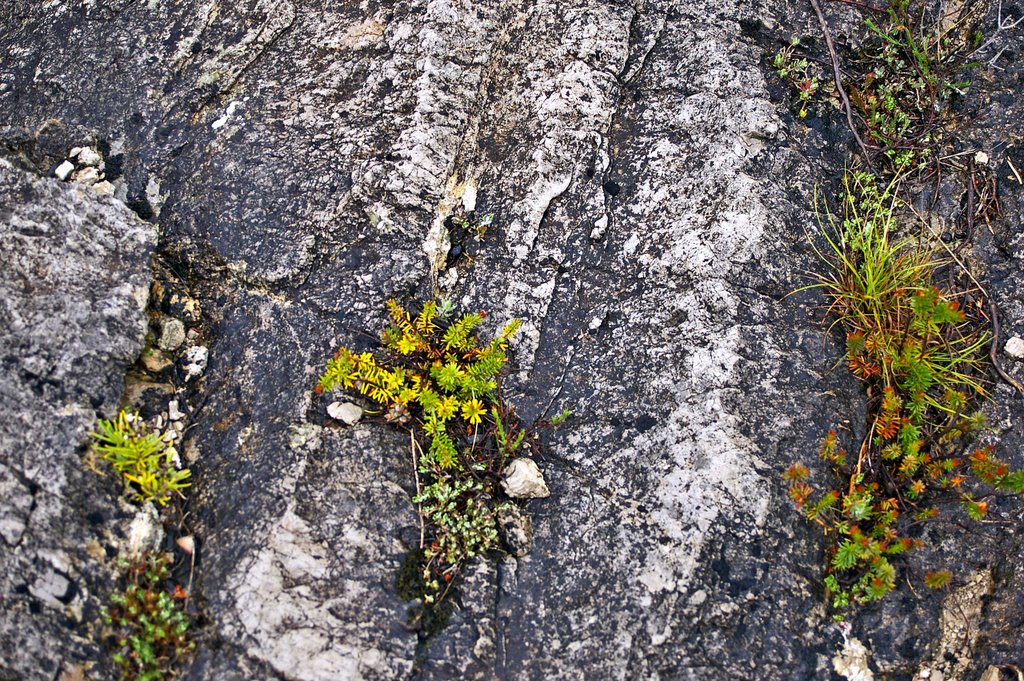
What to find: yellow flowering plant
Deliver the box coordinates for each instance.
[317,299,527,608]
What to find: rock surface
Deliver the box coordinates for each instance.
[2,1,1024,680]
[0,159,156,680]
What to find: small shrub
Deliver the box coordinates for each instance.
[317,299,532,606]
[91,410,191,506]
[101,552,194,681]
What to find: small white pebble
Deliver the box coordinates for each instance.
[91,180,115,197]
[176,536,195,555]
[68,146,83,158]
[327,401,363,426]
[71,167,101,185]
[1005,336,1024,359]
[974,151,989,165]
[54,160,74,180]
[77,146,103,167]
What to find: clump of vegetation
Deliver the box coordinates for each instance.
[101,552,194,681]
[445,202,493,268]
[317,299,536,609]
[785,171,1022,614]
[847,0,980,169]
[91,409,191,506]
[91,410,196,676]
[772,38,824,118]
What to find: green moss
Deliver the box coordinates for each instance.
[101,552,194,681]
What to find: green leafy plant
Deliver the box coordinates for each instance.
[772,39,823,118]
[317,299,535,607]
[786,170,1019,614]
[811,172,989,406]
[550,408,573,427]
[92,410,191,506]
[101,552,194,681]
[848,0,979,169]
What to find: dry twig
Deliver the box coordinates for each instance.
[410,429,425,550]
[810,0,875,168]
[988,302,1024,397]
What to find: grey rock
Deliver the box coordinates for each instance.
[157,316,186,352]
[2,1,1024,680]
[0,158,156,680]
[496,503,532,557]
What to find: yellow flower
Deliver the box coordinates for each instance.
[397,335,419,355]
[437,396,458,420]
[461,398,485,425]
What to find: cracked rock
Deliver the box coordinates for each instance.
[497,503,533,556]
[4,1,1024,679]
[0,158,155,680]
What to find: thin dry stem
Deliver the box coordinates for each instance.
[410,429,426,550]
[811,0,875,168]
